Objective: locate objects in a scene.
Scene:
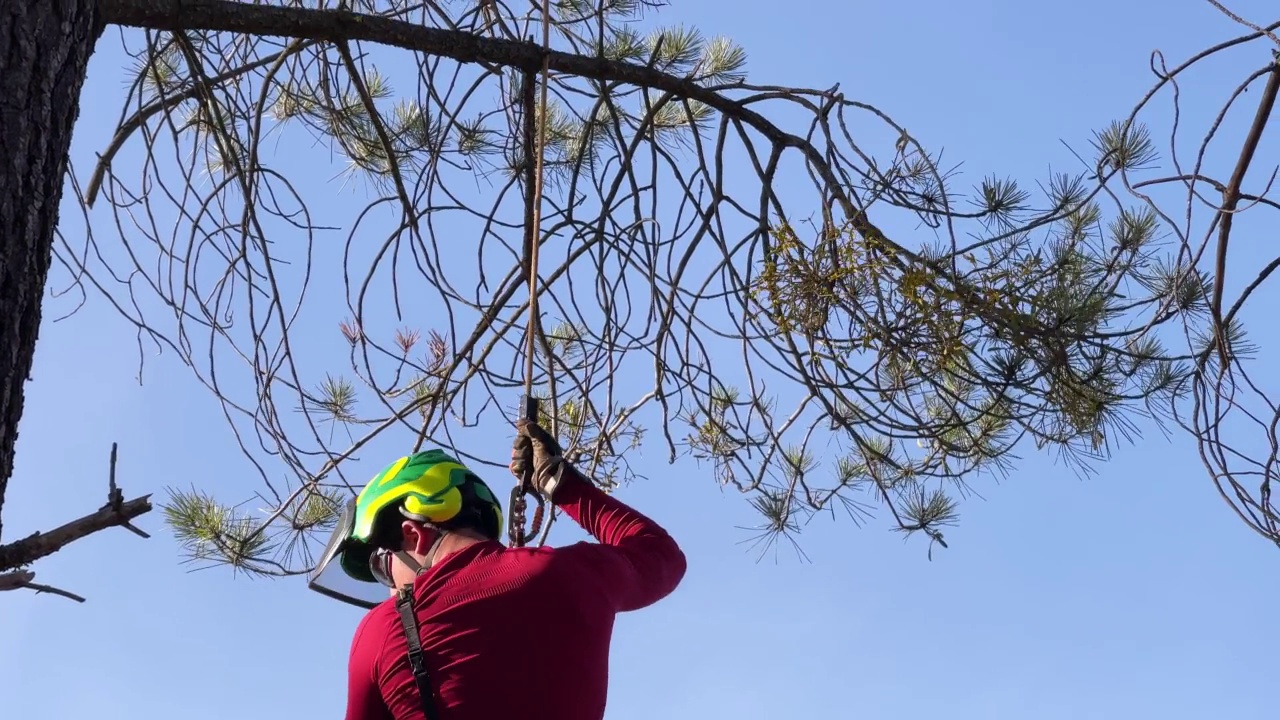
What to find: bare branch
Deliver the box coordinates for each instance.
[0,495,152,571]
[1208,64,1279,365]
[21,581,88,603]
[0,571,88,603]
[1108,2,1280,546]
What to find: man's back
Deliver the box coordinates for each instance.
[346,477,686,720]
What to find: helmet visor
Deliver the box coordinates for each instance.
[307,498,389,610]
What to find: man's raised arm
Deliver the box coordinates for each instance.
[510,418,687,612]
[554,468,687,612]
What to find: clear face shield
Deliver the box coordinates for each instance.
[307,498,394,610]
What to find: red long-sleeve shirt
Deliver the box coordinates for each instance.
[344,474,687,720]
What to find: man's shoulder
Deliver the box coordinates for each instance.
[491,541,598,563]
[348,597,399,677]
[505,540,620,576]
[450,542,588,582]
[352,597,399,643]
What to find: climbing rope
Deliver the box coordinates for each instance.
[508,0,554,549]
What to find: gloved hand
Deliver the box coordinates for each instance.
[509,418,571,500]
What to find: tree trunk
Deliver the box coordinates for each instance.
[0,0,103,542]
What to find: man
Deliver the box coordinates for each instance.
[328,418,687,720]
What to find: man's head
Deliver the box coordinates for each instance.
[338,449,504,588]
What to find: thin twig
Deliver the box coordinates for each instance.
[24,581,88,603]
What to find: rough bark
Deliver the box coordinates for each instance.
[0,0,104,542]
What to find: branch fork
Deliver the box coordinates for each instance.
[0,444,153,602]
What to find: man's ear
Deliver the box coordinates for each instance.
[400,520,437,554]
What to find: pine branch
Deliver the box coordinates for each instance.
[87,0,1278,555]
[100,0,753,131]
[100,0,1032,355]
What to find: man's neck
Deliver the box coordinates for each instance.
[427,530,486,567]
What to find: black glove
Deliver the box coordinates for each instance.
[509,419,570,500]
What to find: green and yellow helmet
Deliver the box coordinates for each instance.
[337,449,503,583]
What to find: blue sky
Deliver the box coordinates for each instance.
[3,1,1279,718]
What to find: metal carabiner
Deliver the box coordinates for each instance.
[507,394,545,548]
[507,484,545,548]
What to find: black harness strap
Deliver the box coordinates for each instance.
[395,586,441,720]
